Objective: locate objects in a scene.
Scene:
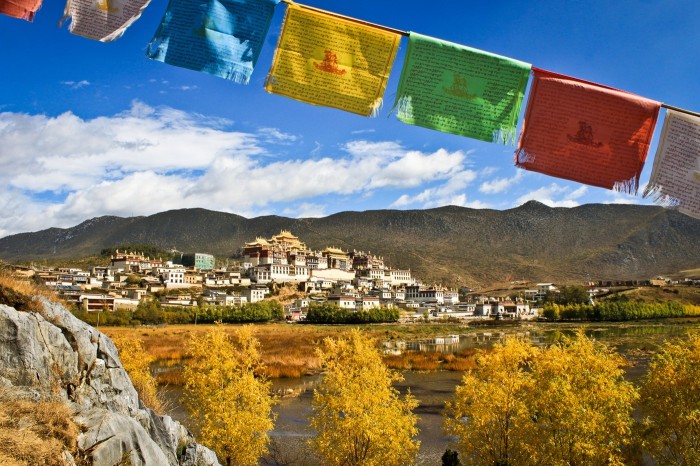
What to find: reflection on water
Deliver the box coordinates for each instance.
[159,321,700,465]
[160,371,464,466]
[384,322,700,355]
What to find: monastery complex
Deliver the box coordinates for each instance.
[242,230,415,289]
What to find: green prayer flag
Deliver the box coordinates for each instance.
[394,32,531,144]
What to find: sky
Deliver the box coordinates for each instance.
[1,0,700,238]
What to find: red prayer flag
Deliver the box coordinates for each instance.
[0,0,42,20]
[515,68,661,193]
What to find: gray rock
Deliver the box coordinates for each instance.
[181,442,221,466]
[0,299,221,466]
[76,408,171,466]
[0,304,78,392]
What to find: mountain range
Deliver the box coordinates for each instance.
[2,202,700,288]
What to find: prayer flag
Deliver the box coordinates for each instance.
[265,4,401,117]
[147,0,279,84]
[61,0,151,42]
[644,109,700,219]
[394,32,531,144]
[0,0,42,21]
[515,69,661,193]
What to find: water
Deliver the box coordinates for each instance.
[159,321,700,465]
[161,371,463,466]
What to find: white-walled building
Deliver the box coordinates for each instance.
[358,296,381,310]
[327,295,356,310]
[241,287,267,303]
[160,268,187,288]
[406,286,459,305]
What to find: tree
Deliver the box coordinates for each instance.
[125,274,142,286]
[545,285,590,305]
[182,326,276,466]
[638,333,700,465]
[527,331,638,466]
[444,338,536,466]
[445,332,637,466]
[112,336,162,414]
[134,297,163,325]
[310,329,420,466]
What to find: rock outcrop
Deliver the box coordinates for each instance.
[0,298,220,466]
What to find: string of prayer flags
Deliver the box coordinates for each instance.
[265,3,401,117]
[643,109,700,219]
[146,0,279,84]
[515,68,661,194]
[61,0,152,42]
[0,0,42,21]
[394,32,531,144]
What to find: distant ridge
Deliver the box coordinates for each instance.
[2,202,700,288]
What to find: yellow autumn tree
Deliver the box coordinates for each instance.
[182,326,276,466]
[527,330,638,466]
[112,336,163,414]
[444,337,537,466]
[446,332,637,466]
[310,329,420,466]
[638,333,700,465]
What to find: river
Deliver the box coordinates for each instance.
[159,320,700,465]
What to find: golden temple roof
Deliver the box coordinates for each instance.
[323,246,347,255]
[245,237,270,247]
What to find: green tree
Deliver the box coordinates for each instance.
[638,333,700,465]
[310,330,420,466]
[444,338,536,466]
[182,326,276,466]
[124,274,142,286]
[134,297,163,325]
[545,285,590,305]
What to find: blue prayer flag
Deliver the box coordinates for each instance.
[147,0,279,83]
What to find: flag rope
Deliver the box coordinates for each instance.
[661,104,700,119]
[280,0,408,36]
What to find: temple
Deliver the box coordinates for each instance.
[242,231,411,286]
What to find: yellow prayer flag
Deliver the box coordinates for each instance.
[265,4,401,117]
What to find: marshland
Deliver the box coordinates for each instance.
[102,319,700,465]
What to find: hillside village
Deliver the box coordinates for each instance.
[9,229,695,322]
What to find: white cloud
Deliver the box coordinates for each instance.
[479,170,524,194]
[0,103,475,237]
[340,141,466,189]
[257,127,298,144]
[603,188,646,205]
[283,202,327,218]
[479,166,500,177]
[515,183,583,208]
[61,80,90,90]
[463,200,492,209]
[389,169,479,209]
[569,186,589,199]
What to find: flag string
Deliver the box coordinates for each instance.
[280,0,408,37]
[661,104,700,119]
[276,3,699,120]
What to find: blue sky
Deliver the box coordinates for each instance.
[1,0,699,238]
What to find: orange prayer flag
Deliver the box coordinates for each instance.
[515,68,661,193]
[0,0,42,21]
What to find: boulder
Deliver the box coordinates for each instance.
[0,299,221,466]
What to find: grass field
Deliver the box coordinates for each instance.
[100,322,479,383]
